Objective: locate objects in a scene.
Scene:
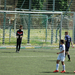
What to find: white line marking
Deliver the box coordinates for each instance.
[0,55,75,58]
[0,56,57,58]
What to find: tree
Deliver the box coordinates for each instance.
[17,0,44,10]
[17,0,68,11]
[55,0,68,11]
[48,0,68,11]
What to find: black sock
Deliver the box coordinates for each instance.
[68,55,70,60]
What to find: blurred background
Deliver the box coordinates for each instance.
[0,0,75,47]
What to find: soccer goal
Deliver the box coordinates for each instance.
[0,10,63,46]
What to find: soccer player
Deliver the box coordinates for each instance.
[65,32,74,61]
[53,40,66,73]
[16,25,23,53]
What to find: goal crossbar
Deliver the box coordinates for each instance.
[0,10,63,14]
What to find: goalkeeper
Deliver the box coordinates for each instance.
[16,25,23,53]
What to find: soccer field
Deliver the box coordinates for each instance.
[0,48,75,75]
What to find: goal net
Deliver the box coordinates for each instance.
[0,10,63,46]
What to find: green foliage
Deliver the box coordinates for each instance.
[32,0,44,10]
[56,0,68,11]
[48,0,68,11]
[17,0,69,11]
[17,0,44,10]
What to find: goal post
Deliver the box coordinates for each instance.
[0,10,63,14]
[0,10,63,46]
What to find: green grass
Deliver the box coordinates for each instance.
[0,29,73,46]
[0,48,75,75]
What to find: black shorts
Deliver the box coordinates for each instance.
[65,47,70,52]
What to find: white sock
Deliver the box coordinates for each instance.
[62,64,65,70]
[56,64,59,70]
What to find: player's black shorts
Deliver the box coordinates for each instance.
[65,47,70,52]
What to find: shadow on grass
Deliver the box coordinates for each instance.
[41,71,54,73]
[40,71,75,74]
[64,72,75,74]
[46,60,56,62]
[1,52,16,53]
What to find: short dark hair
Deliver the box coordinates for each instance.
[60,40,64,44]
[20,25,23,28]
[65,32,68,34]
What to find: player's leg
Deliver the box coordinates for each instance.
[65,47,71,61]
[53,60,60,72]
[56,60,60,70]
[67,52,71,61]
[61,56,66,73]
[56,55,61,71]
[16,39,19,52]
[61,61,66,73]
[53,55,60,72]
[67,47,71,61]
[18,39,22,51]
[66,47,70,61]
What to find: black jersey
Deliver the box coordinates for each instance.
[65,35,71,47]
[16,29,23,38]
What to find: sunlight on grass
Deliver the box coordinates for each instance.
[0,29,73,46]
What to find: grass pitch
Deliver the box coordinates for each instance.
[0,48,75,75]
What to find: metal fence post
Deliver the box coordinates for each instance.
[45,16,48,42]
[14,9,17,34]
[20,0,26,9]
[59,13,63,47]
[73,13,75,44]
[27,0,31,44]
[51,0,55,44]
[2,0,6,44]
[9,27,11,43]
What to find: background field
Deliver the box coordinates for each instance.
[0,29,73,46]
[0,47,75,75]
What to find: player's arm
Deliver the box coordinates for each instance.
[71,41,74,48]
[65,36,67,44]
[70,38,74,48]
[65,36,67,42]
[20,31,23,38]
[20,36,23,38]
[57,50,64,54]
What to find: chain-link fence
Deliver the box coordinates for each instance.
[0,11,74,47]
[0,0,75,47]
